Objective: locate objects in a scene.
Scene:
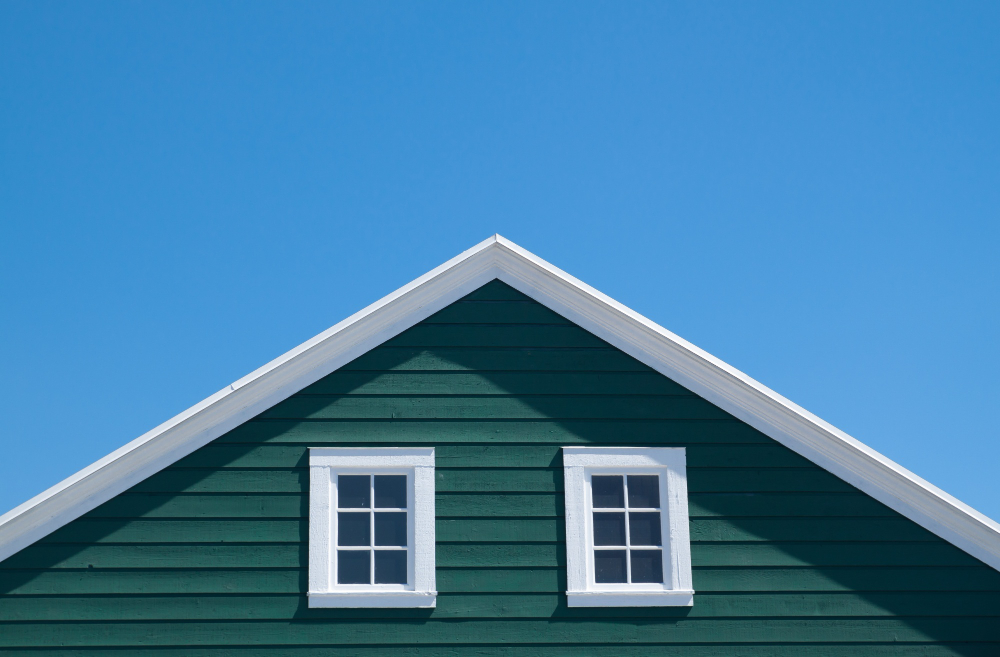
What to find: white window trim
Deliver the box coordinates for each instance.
[563,446,693,607]
[308,447,436,608]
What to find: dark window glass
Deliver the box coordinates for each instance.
[338,475,371,508]
[374,512,407,546]
[374,550,408,584]
[630,550,663,583]
[593,512,626,546]
[628,512,662,546]
[594,550,628,583]
[374,475,407,508]
[627,475,660,508]
[338,512,370,546]
[337,550,370,584]
[592,475,624,508]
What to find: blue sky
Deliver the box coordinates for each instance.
[1,2,998,522]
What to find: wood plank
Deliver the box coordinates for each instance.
[0,645,990,657]
[422,303,572,325]
[216,420,769,445]
[298,372,691,396]
[691,567,1000,593]
[459,282,532,301]
[340,347,653,372]
[3,592,999,622]
[86,493,560,519]
[690,542,981,567]
[0,618,997,646]
[438,568,563,592]
[383,325,609,348]
[688,493,895,518]
[131,469,309,494]
[0,569,304,595]
[5,566,995,596]
[174,444,810,469]
[1,544,305,570]
[258,395,732,421]
[41,519,307,544]
[130,467,852,494]
[690,518,939,542]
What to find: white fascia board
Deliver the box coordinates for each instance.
[1,234,999,573]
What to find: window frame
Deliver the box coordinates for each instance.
[563,446,693,607]
[308,447,436,608]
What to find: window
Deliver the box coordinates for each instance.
[308,448,436,607]
[562,447,693,606]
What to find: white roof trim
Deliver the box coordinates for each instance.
[1,235,998,571]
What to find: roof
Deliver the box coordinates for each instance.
[2,235,999,569]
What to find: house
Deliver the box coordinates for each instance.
[1,235,998,654]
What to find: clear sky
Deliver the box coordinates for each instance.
[1,2,998,523]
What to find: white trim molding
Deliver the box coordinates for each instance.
[563,447,693,607]
[0,235,998,575]
[308,447,436,608]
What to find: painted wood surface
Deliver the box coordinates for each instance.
[2,281,997,654]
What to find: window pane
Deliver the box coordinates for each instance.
[337,550,370,584]
[338,512,370,546]
[628,512,662,546]
[374,475,407,508]
[374,550,408,584]
[593,512,626,546]
[591,475,624,508]
[374,512,407,546]
[338,475,371,508]
[594,550,627,583]
[627,475,660,508]
[630,550,663,583]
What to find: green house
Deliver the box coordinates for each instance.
[1,236,998,655]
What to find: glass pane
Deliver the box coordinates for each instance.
[591,475,624,508]
[374,475,407,508]
[627,475,660,508]
[593,512,626,546]
[337,550,370,584]
[374,512,407,546]
[594,549,627,583]
[338,512,370,546]
[628,512,662,546]
[630,549,663,583]
[338,475,371,508]
[374,550,408,584]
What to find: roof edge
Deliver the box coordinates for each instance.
[1,234,998,571]
[489,237,1000,571]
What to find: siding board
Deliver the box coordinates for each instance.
[2,618,999,646]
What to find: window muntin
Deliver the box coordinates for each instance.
[591,474,664,584]
[563,447,693,607]
[308,448,436,608]
[336,474,409,585]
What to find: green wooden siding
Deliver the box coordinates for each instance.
[1,280,997,656]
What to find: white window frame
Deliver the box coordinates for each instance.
[563,446,693,607]
[308,447,436,608]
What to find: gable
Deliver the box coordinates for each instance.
[2,279,998,652]
[1,235,998,571]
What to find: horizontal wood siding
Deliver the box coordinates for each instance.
[2,280,997,655]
